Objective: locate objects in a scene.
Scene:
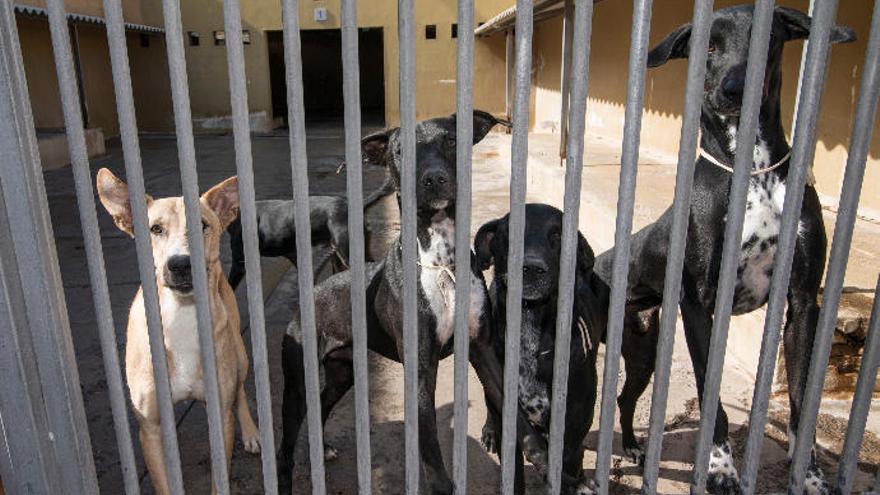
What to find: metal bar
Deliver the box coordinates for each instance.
[397,0,420,492]
[836,277,880,493]
[68,23,89,128]
[0,3,99,493]
[505,29,514,123]
[789,0,816,140]
[593,0,652,492]
[689,2,775,493]
[557,0,573,162]
[501,1,534,492]
[787,1,863,490]
[340,0,372,492]
[280,1,327,492]
[453,0,475,491]
[220,0,278,492]
[45,0,140,492]
[640,1,714,492]
[547,0,593,492]
[0,51,60,492]
[101,0,186,491]
[160,0,230,492]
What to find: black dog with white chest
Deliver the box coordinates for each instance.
[475,204,605,494]
[598,6,855,494]
[277,111,557,493]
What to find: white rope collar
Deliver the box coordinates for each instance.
[698,148,791,176]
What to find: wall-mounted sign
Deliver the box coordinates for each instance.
[314,7,328,22]
[213,30,226,46]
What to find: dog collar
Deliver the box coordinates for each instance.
[698,148,791,176]
[417,262,456,283]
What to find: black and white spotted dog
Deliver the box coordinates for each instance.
[475,204,606,494]
[594,6,856,494]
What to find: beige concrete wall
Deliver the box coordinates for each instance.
[16,15,173,137]
[526,1,880,215]
[16,0,163,28]
[180,0,513,128]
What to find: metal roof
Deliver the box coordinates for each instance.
[475,0,603,37]
[14,4,165,34]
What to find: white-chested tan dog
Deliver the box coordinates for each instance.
[96,168,259,495]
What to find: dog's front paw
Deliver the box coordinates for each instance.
[706,441,741,495]
[480,421,499,454]
[623,443,645,467]
[575,478,598,495]
[803,464,829,495]
[324,444,339,462]
[242,433,261,454]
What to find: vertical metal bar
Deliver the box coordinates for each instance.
[101,1,186,491]
[787,1,862,490]
[280,1,327,492]
[547,0,593,492]
[0,3,99,493]
[453,0,474,491]
[340,0,372,493]
[744,2,880,491]
[505,29,514,123]
[836,278,880,493]
[397,0,420,492]
[689,2,775,493]
[160,0,230,492]
[558,0,574,162]
[789,0,816,140]
[593,1,653,492]
[501,1,533,492]
[45,0,140,492]
[640,1,714,492]
[220,0,278,492]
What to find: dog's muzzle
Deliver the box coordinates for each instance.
[521,257,555,301]
[164,255,194,293]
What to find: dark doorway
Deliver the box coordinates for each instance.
[267,28,385,126]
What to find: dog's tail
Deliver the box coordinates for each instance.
[362,172,396,210]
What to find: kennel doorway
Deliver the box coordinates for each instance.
[268,27,385,126]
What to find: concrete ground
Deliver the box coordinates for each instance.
[44,124,879,494]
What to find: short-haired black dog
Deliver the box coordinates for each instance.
[225,177,395,288]
[597,5,855,494]
[475,204,606,494]
[277,111,557,493]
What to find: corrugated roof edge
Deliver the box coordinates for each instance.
[14,4,165,34]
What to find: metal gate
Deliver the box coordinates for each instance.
[0,0,879,493]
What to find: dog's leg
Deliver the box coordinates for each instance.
[680,297,739,494]
[233,331,260,454]
[317,351,355,462]
[212,408,236,495]
[139,419,171,495]
[618,306,659,466]
[416,343,454,494]
[277,333,308,493]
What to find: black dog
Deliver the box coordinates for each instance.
[475,204,606,494]
[225,177,395,288]
[277,111,557,493]
[597,6,855,494]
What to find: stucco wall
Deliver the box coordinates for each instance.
[16,15,173,137]
[180,0,513,128]
[16,0,164,28]
[527,1,880,216]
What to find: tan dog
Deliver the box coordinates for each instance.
[96,168,259,494]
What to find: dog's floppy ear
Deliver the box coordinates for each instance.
[474,217,502,270]
[96,168,150,237]
[201,176,239,229]
[647,23,692,68]
[361,130,391,165]
[472,109,511,144]
[775,7,856,44]
[576,232,596,275]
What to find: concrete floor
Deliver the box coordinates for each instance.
[43,124,879,494]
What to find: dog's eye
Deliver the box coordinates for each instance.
[150,224,164,235]
[550,230,561,242]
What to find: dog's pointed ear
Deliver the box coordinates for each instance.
[201,176,239,229]
[775,7,856,44]
[96,168,150,237]
[472,110,511,144]
[361,130,391,165]
[576,232,596,275]
[647,23,693,68]
[474,217,502,270]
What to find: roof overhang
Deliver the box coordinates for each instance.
[14,4,165,34]
[475,0,603,37]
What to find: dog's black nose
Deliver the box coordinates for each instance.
[166,255,192,276]
[721,74,745,102]
[522,257,548,276]
[421,170,449,190]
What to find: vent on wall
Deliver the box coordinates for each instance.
[451,23,458,38]
[188,31,200,46]
[425,24,436,40]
